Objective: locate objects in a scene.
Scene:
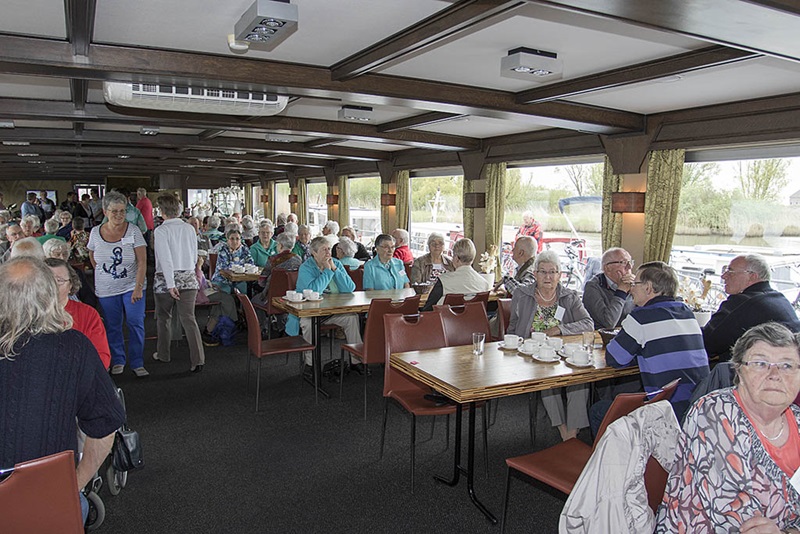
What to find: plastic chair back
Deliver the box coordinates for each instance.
[0,451,84,534]
[434,302,491,347]
[497,298,512,336]
[234,290,262,359]
[346,266,364,291]
[383,311,446,396]
[266,269,298,315]
[362,296,421,365]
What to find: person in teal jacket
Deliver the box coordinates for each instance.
[363,233,410,290]
[285,236,364,374]
[250,220,278,267]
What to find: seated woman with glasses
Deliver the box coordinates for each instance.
[363,233,410,290]
[410,232,455,285]
[657,322,800,533]
[422,237,491,311]
[507,249,594,441]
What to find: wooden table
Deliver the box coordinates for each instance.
[219,269,260,283]
[390,334,639,523]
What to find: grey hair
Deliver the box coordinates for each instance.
[0,257,72,358]
[276,231,295,250]
[102,190,128,210]
[284,222,299,235]
[309,236,331,254]
[731,322,800,385]
[602,247,630,265]
[136,187,148,196]
[0,210,11,223]
[324,220,340,235]
[393,228,410,245]
[43,238,71,261]
[374,234,395,249]
[451,238,476,264]
[515,236,536,257]
[208,215,221,229]
[337,236,357,257]
[22,214,41,230]
[534,249,561,271]
[44,218,60,234]
[44,257,81,296]
[637,261,678,297]
[297,224,309,234]
[224,223,242,235]
[10,237,45,260]
[427,232,445,249]
[59,211,72,223]
[157,194,182,218]
[259,220,274,232]
[241,217,254,230]
[276,213,288,225]
[741,254,771,282]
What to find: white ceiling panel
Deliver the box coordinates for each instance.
[413,115,547,137]
[0,0,66,38]
[334,140,408,152]
[0,75,71,100]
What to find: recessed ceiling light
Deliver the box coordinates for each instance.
[140,126,160,136]
[2,140,30,146]
[224,150,247,155]
[266,135,292,143]
[197,158,217,162]
[0,120,15,129]
[658,75,684,83]
[500,47,563,82]
[28,160,45,164]
[17,153,39,157]
[338,105,373,122]
[234,1,298,51]
[117,155,131,159]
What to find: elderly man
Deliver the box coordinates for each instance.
[286,236,363,375]
[20,192,44,223]
[703,253,800,360]
[582,247,637,329]
[0,223,25,262]
[332,226,371,261]
[496,235,537,295]
[38,190,56,219]
[422,237,491,310]
[392,228,414,265]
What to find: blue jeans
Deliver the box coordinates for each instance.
[99,290,146,369]
[80,492,88,524]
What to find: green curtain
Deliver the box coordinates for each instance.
[601,156,624,252]
[484,162,506,280]
[297,178,307,225]
[337,175,349,230]
[380,182,390,234]
[327,183,336,229]
[463,178,475,241]
[644,149,685,263]
[395,170,410,230]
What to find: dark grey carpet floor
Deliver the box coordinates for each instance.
[95,309,572,533]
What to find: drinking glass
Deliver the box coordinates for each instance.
[472,332,486,355]
[582,331,595,355]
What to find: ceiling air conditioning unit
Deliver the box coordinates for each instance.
[103,82,289,116]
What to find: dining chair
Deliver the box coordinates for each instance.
[500,380,680,533]
[235,290,316,412]
[442,291,490,310]
[208,252,218,280]
[345,265,364,291]
[381,310,457,492]
[0,450,84,534]
[339,295,421,419]
[496,298,512,340]
[251,268,298,339]
[434,302,491,347]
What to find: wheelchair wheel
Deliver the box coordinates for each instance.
[105,463,127,496]
[84,491,105,531]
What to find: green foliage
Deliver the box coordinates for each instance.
[410,175,463,214]
[348,177,380,209]
[554,163,604,196]
[307,183,326,205]
[677,162,730,234]
[736,159,790,201]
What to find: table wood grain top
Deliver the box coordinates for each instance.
[220,269,261,282]
[390,335,639,403]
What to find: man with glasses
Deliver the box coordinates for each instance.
[704,254,800,361]
[582,247,637,329]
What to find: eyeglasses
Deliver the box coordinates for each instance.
[629,280,643,287]
[536,270,559,277]
[107,209,126,215]
[378,244,395,251]
[606,259,635,268]
[54,277,70,286]
[740,360,800,374]
[721,265,754,276]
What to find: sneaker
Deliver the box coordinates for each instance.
[132,367,150,378]
[153,352,162,361]
[202,331,219,347]
[111,365,124,375]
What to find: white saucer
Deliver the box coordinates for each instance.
[532,354,560,363]
[565,357,593,368]
[304,297,323,302]
[557,349,571,358]
[282,296,306,303]
[517,347,537,356]
[497,342,519,351]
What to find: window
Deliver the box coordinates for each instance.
[188,189,213,217]
[251,185,263,219]
[306,182,327,235]
[347,176,380,247]
[408,174,463,258]
[274,182,291,222]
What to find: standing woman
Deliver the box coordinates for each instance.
[87,190,148,377]
[152,194,205,373]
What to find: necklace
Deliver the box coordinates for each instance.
[536,288,557,303]
[762,415,785,441]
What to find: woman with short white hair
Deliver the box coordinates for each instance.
[250,219,277,267]
[422,238,490,310]
[38,217,65,245]
[410,232,454,284]
[20,214,41,238]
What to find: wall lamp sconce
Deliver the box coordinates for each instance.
[326,194,339,205]
[260,194,269,203]
[288,194,298,203]
[611,192,646,213]
[380,193,396,206]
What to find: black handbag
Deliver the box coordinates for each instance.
[112,428,144,472]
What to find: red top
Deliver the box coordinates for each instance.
[65,299,111,369]
[136,196,155,231]
[735,390,800,477]
[393,244,414,265]
[515,222,543,253]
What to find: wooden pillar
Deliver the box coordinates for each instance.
[323,167,338,228]
[459,149,488,264]
[377,160,398,233]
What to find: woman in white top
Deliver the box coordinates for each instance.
[87,190,148,377]
[152,194,205,373]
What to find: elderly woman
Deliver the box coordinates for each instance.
[43,238,96,308]
[292,224,312,261]
[69,216,90,264]
[241,215,257,241]
[211,227,254,294]
[87,190,148,377]
[287,236,363,375]
[250,220,277,267]
[56,210,73,240]
[44,257,110,369]
[251,231,302,332]
[410,232,455,284]
[332,226,371,261]
[422,237,491,310]
[334,236,362,269]
[203,214,224,245]
[152,194,205,373]
[321,220,340,248]
[0,257,125,525]
[508,249,594,441]
[657,322,800,533]
[37,217,66,245]
[20,214,42,238]
[363,234,410,290]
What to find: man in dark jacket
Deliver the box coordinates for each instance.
[703,253,800,360]
[582,247,636,329]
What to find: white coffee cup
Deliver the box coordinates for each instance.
[539,346,557,361]
[503,334,520,349]
[530,332,546,343]
[285,290,297,300]
[231,265,244,273]
[522,339,537,353]
[563,343,581,357]
[572,349,590,365]
[546,338,563,350]
[303,289,313,299]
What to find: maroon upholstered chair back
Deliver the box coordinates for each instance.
[592,392,648,447]
[497,298,512,336]
[0,451,84,534]
[234,290,263,359]
[346,266,364,291]
[434,302,491,347]
[362,296,421,365]
[383,311,446,397]
[266,269,298,315]
[442,291,489,311]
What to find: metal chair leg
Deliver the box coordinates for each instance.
[363,366,368,420]
[482,405,489,479]
[500,467,512,534]
[339,348,346,399]
[429,415,436,440]
[379,398,389,459]
[528,392,540,446]
[445,413,450,451]
[411,413,417,493]
[255,357,262,413]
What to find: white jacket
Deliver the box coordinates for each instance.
[559,401,680,534]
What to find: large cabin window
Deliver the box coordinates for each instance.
[408,173,464,258]
[347,176,380,248]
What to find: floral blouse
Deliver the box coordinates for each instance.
[211,244,253,285]
[531,303,559,333]
[69,230,90,263]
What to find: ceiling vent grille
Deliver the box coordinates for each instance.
[103,82,289,116]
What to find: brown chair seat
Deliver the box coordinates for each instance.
[505,438,592,494]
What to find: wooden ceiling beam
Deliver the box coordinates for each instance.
[516,45,760,104]
[0,34,643,133]
[64,0,96,57]
[331,0,525,80]
[378,112,466,133]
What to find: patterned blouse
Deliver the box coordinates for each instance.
[531,302,559,333]
[656,388,800,532]
[211,244,254,285]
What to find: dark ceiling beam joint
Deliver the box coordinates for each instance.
[331,0,525,80]
[378,112,467,133]
[64,0,96,57]
[198,129,227,141]
[304,138,346,148]
[69,78,88,110]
